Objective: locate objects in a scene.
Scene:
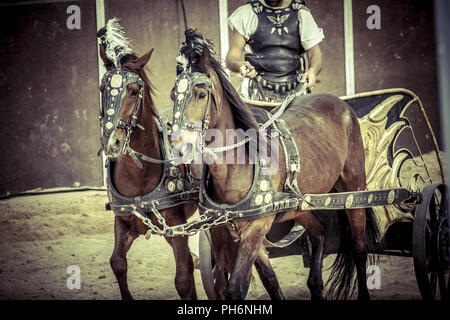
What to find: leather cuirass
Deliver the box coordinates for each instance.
[247,0,306,82]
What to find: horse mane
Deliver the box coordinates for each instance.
[178,29,259,133]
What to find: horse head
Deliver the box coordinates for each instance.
[170,29,222,164]
[98,18,155,160]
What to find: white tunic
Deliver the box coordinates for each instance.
[228,0,325,54]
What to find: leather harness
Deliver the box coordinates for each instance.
[169,69,419,239]
[196,94,306,224]
[100,67,418,239]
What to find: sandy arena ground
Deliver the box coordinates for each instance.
[0,190,423,300]
[0,152,445,300]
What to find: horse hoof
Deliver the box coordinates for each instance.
[122,293,134,300]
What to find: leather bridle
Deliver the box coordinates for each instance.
[171,70,219,135]
[171,70,252,158]
[99,68,169,167]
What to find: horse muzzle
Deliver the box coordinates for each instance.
[171,141,194,165]
[170,129,200,165]
[104,131,126,159]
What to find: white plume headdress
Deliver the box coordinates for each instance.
[99,17,134,68]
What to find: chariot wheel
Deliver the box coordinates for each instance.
[413,183,449,300]
[199,229,217,300]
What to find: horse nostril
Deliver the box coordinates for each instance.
[107,136,122,155]
[173,146,184,158]
[180,143,193,160]
[172,142,193,163]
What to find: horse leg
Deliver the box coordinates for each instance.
[210,226,236,300]
[336,127,371,300]
[213,251,229,300]
[110,216,139,300]
[306,234,325,299]
[226,219,272,300]
[254,247,285,300]
[345,208,370,300]
[294,214,326,300]
[169,235,198,299]
[226,240,257,300]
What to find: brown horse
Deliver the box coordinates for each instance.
[171,30,380,300]
[97,21,197,300]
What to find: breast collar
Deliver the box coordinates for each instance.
[198,155,300,222]
[197,106,303,223]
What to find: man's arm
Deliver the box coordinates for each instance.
[226,29,258,78]
[300,44,323,90]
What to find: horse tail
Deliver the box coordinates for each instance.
[326,207,381,299]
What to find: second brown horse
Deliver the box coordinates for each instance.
[171,29,380,300]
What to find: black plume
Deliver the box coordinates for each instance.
[177,28,215,73]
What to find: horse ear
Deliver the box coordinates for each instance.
[137,48,154,68]
[198,48,210,69]
[98,44,115,71]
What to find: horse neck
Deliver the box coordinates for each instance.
[114,87,163,197]
[207,95,254,204]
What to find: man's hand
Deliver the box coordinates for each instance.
[301,44,323,91]
[300,69,317,90]
[240,61,258,78]
[226,29,260,78]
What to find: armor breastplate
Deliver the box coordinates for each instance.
[247,0,306,82]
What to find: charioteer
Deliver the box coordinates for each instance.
[226,0,324,102]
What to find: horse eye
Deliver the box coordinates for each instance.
[199,92,207,99]
[131,89,139,96]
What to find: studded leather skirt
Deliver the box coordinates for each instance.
[247,74,303,103]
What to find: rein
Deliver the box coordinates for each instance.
[124,116,173,168]
[204,82,310,155]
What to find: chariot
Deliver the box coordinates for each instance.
[198,88,449,300]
